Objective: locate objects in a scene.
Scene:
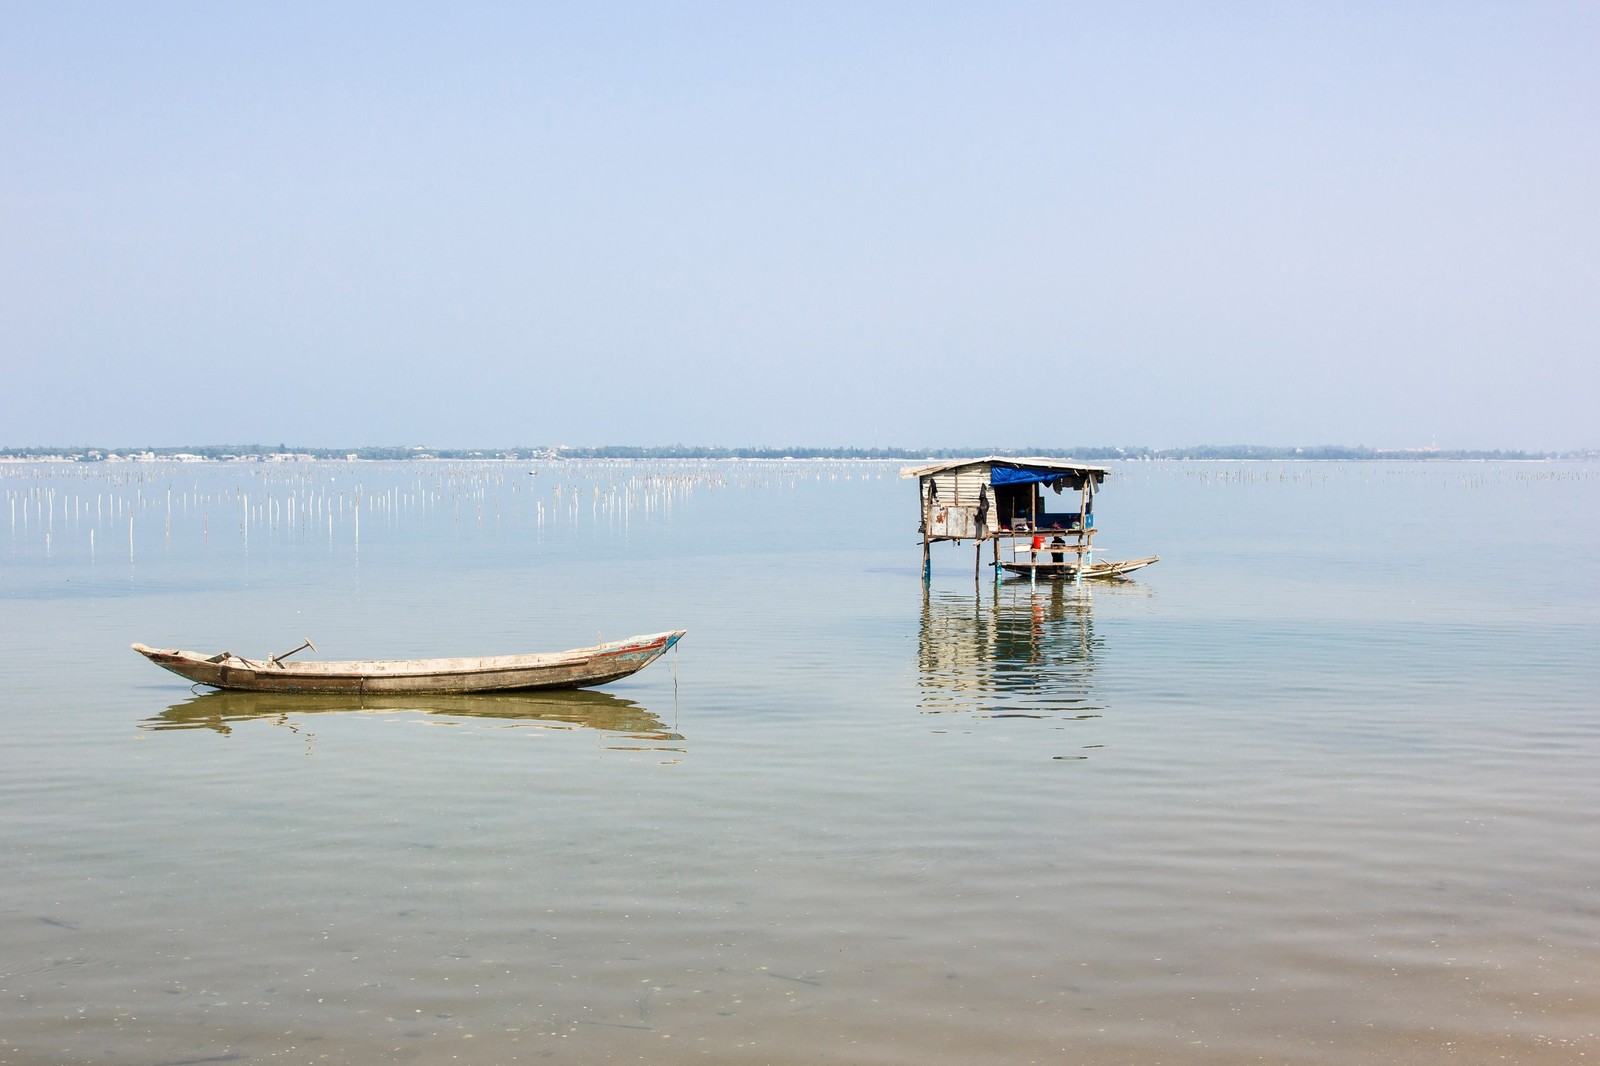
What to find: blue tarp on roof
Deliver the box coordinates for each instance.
[991,464,1086,487]
[990,465,1056,486]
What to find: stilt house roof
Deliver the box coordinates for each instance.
[899,456,1109,486]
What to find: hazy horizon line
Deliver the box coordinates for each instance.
[3,443,1594,461]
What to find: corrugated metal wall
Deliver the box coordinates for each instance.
[924,463,998,537]
[928,464,991,505]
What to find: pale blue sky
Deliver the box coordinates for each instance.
[4,2,1596,450]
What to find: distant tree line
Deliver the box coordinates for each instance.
[2,443,1590,462]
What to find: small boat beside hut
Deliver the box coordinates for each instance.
[901,457,1157,582]
[132,630,685,695]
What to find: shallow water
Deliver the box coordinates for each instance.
[2,459,1597,1064]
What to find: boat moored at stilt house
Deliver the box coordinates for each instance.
[900,457,1157,583]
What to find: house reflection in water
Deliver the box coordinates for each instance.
[917,582,1103,723]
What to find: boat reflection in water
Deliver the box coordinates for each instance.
[918,581,1109,741]
[142,688,683,754]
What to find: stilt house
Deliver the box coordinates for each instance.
[900,457,1120,582]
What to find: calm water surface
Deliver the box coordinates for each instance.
[2,459,1596,1065]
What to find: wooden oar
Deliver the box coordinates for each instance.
[268,638,317,668]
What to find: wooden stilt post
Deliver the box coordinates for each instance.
[1075,481,1089,585]
[921,478,932,583]
[1029,487,1038,590]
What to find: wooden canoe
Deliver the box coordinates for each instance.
[998,555,1160,580]
[132,630,685,695]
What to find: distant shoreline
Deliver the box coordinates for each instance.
[2,445,1593,463]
